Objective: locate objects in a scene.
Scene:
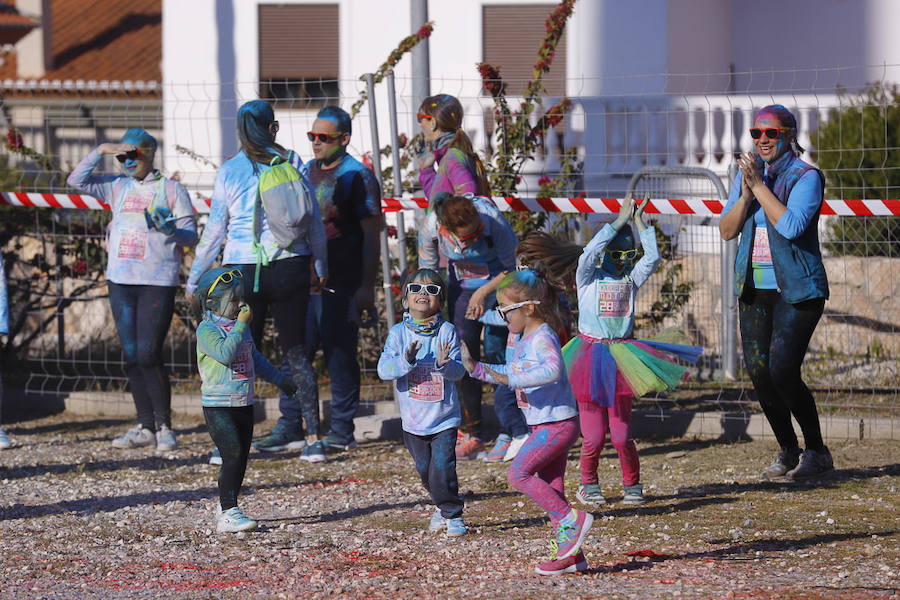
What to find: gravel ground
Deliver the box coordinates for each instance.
[0,413,898,600]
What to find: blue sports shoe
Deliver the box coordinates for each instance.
[446,517,467,537]
[300,440,327,463]
[482,433,512,463]
[322,432,357,452]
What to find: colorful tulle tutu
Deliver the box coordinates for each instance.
[562,328,702,407]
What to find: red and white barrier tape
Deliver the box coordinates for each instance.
[2,191,899,217]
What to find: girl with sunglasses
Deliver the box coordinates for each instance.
[377,268,467,536]
[530,195,701,508]
[460,269,589,576]
[415,94,491,204]
[418,192,517,459]
[68,128,198,452]
[720,104,832,481]
[191,267,297,533]
[188,100,327,464]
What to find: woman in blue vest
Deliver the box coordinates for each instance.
[720,105,832,481]
[418,192,517,458]
[187,100,327,463]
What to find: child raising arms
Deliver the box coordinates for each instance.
[461,270,591,576]
[536,195,701,507]
[192,267,297,533]
[377,268,468,536]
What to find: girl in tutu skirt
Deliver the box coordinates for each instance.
[521,194,701,507]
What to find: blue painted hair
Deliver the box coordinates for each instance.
[316,105,351,136]
[497,269,563,334]
[190,267,244,320]
[237,100,288,164]
[120,127,157,151]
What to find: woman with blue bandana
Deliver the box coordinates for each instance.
[720,105,832,481]
[191,267,297,532]
[68,128,198,452]
[187,100,327,465]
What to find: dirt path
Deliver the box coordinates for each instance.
[1,414,898,599]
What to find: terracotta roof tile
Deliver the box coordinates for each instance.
[0,0,160,96]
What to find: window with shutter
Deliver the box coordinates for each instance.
[258,4,340,106]
[482,4,567,96]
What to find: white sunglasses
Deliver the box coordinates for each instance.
[496,300,541,322]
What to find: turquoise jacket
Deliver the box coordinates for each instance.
[196,311,284,407]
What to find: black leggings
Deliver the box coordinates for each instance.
[107,282,175,430]
[204,405,254,511]
[739,288,825,451]
[239,255,311,352]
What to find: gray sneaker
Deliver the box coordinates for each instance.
[111,424,156,449]
[575,483,607,507]
[761,446,802,479]
[0,427,10,449]
[622,483,646,505]
[156,425,177,451]
[786,447,834,480]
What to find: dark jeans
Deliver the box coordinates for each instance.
[403,427,463,519]
[204,405,254,511]
[739,288,826,452]
[239,256,317,435]
[448,285,507,439]
[494,385,528,438]
[304,292,360,441]
[107,282,175,431]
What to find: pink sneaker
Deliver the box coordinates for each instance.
[455,432,486,460]
[554,509,594,559]
[535,551,588,576]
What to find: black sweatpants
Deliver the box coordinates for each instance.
[204,405,254,510]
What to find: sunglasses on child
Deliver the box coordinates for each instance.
[496,300,541,323]
[208,269,243,297]
[115,150,142,163]
[749,127,790,140]
[416,112,434,123]
[605,248,638,261]
[406,283,442,296]
[307,131,343,143]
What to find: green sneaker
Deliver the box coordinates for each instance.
[253,428,306,452]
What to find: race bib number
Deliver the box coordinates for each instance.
[230,340,254,381]
[117,230,147,260]
[515,388,530,409]
[597,281,631,318]
[752,227,772,263]
[408,361,444,402]
[122,190,154,213]
[453,261,490,281]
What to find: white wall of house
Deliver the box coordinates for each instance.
[162,0,900,192]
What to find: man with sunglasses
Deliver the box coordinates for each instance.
[68,128,198,452]
[255,106,381,458]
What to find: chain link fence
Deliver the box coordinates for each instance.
[1,68,898,431]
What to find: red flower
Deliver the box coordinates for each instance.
[538,176,551,187]
[416,23,433,39]
[386,225,398,238]
[397,133,408,148]
[72,260,87,276]
[7,128,23,150]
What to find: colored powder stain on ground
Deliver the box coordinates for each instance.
[0,413,897,599]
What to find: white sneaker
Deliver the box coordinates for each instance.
[503,434,529,462]
[111,424,156,449]
[209,446,223,465]
[156,425,177,451]
[216,505,258,533]
[0,427,10,450]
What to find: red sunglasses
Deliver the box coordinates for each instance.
[453,223,484,243]
[115,149,141,163]
[416,112,434,123]
[307,131,343,143]
[749,127,789,140]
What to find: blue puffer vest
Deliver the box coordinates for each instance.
[734,151,829,303]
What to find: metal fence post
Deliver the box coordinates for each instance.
[385,70,408,279]
[722,163,739,380]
